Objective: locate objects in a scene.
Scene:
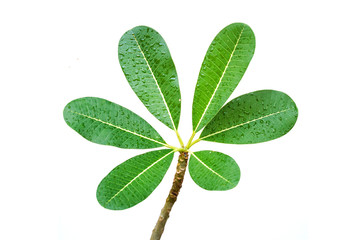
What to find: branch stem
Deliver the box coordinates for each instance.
[150,151,189,240]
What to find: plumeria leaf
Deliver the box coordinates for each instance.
[118,26,181,130]
[189,151,240,190]
[192,23,255,132]
[97,149,174,210]
[63,97,166,149]
[200,90,298,144]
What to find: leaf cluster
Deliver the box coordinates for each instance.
[63,23,298,210]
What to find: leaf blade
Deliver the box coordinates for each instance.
[63,97,166,149]
[118,26,181,130]
[200,90,298,144]
[192,23,256,132]
[97,149,174,210]
[189,151,240,191]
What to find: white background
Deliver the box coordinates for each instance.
[1,0,359,239]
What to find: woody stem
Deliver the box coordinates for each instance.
[150,151,189,240]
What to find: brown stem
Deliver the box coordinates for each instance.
[150,151,189,240]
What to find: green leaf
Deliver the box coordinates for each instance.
[200,90,298,144]
[189,151,240,190]
[192,23,255,132]
[118,26,181,130]
[97,149,174,210]
[63,97,166,149]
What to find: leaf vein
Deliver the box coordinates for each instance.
[69,110,166,147]
[201,108,291,139]
[191,153,230,183]
[105,150,174,205]
[194,26,246,131]
[131,31,176,130]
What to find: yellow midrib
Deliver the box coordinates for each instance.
[201,108,291,139]
[69,110,166,146]
[131,31,176,130]
[105,150,174,205]
[191,152,231,183]
[194,25,245,132]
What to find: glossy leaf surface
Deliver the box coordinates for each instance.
[97,149,174,210]
[192,23,255,132]
[63,97,166,149]
[118,26,181,130]
[200,90,298,144]
[189,151,240,190]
